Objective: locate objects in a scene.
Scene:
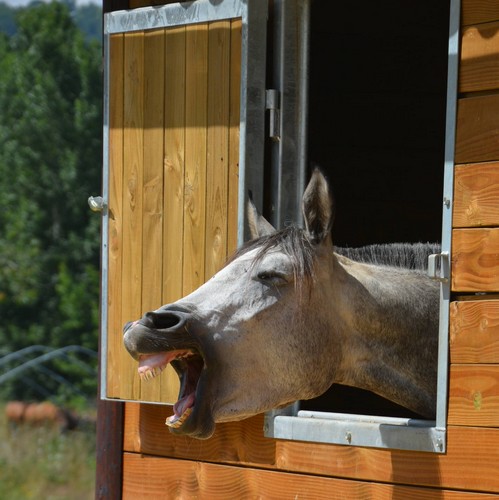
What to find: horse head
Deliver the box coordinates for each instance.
[123,169,342,439]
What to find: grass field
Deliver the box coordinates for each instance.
[0,404,96,500]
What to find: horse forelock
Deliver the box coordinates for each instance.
[229,226,315,283]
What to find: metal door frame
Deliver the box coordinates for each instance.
[265,0,460,453]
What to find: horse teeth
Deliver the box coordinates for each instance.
[165,407,192,428]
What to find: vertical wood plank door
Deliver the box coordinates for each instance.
[105,20,242,403]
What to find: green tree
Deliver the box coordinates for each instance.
[0,1,102,402]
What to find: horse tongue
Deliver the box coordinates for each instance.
[173,392,195,417]
[165,392,196,427]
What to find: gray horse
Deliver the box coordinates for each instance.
[123,169,439,439]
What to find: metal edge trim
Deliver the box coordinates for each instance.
[434,0,461,445]
[271,415,446,453]
[100,32,111,400]
[104,0,245,34]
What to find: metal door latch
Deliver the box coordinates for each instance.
[266,89,280,141]
[88,196,106,214]
[428,252,449,282]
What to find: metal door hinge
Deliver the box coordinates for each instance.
[428,252,449,283]
[266,89,280,141]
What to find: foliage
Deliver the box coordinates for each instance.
[0,1,102,402]
[0,0,102,42]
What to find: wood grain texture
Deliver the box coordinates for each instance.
[460,21,499,93]
[462,0,499,26]
[122,31,145,400]
[107,34,125,397]
[122,452,499,500]
[452,228,499,292]
[275,426,499,493]
[453,162,499,228]
[123,403,499,494]
[448,364,499,427]
[205,21,230,278]
[455,94,499,164]
[450,300,499,363]
[123,403,275,467]
[162,25,185,305]
[140,29,165,402]
[95,399,124,499]
[161,25,186,399]
[183,23,208,294]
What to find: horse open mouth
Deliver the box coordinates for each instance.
[138,349,204,429]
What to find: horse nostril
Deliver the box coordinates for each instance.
[144,310,186,330]
[123,321,135,334]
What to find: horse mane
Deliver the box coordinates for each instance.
[335,242,441,271]
[233,226,440,278]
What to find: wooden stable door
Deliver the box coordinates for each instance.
[104,21,242,403]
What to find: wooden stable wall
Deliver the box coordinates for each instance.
[97,0,499,498]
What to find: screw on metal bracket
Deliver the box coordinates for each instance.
[435,438,443,451]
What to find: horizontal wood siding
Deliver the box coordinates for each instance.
[452,228,499,292]
[461,0,499,26]
[447,0,499,496]
[106,21,241,402]
[453,162,499,228]
[274,426,499,493]
[455,94,499,164]
[122,452,499,499]
[448,364,499,426]
[459,21,499,93]
[123,402,499,494]
[124,404,275,467]
[450,300,499,363]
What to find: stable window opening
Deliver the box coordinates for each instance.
[265,0,458,453]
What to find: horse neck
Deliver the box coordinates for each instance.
[329,254,439,418]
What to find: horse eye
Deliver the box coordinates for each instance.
[256,271,288,285]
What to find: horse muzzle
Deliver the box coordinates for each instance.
[123,307,198,360]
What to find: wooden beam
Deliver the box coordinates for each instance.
[95,398,124,499]
[455,94,499,164]
[453,162,499,228]
[460,21,499,94]
[450,300,499,363]
[452,228,499,292]
[122,402,499,493]
[462,0,499,26]
[448,364,499,427]
[122,452,499,499]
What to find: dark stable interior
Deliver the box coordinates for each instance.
[301,0,450,418]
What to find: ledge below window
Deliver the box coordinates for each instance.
[264,410,446,453]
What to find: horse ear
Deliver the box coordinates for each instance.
[302,168,334,244]
[247,191,276,239]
